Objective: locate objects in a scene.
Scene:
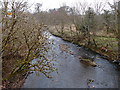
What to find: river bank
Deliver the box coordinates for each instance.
[2,55,31,88]
[49,30,120,67]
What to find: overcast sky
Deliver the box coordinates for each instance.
[28,0,115,11]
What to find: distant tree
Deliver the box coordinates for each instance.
[93,1,106,15]
[85,7,96,31]
[48,5,70,34]
[103,10,111,33]
[57,5,70,34]
[35,3,42,13]
[68,2,88,38]
[83,7,96,45]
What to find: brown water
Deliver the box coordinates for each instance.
[22,32,120,88]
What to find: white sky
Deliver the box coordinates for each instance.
[28,0,116,11]
[0,0,117,11]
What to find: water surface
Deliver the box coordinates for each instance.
[22,32,120,88]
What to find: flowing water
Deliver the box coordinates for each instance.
[22,32,120,88]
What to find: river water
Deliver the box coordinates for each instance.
[22,32,120,88]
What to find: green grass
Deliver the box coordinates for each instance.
[93,36,118,51]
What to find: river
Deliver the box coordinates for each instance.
[22,32,120,88]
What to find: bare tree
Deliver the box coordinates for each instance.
[93,0,106,15]
[2,0,56,88]
[35,3,42,13]
[48,5,70,34]
[68,3,86,39]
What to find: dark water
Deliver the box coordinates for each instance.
[22,32,120,88]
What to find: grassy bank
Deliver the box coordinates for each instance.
[49,29,118,61]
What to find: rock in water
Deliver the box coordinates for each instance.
[78,56,97,67]
[113,60,120,65]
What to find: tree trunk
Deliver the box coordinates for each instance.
[118,1,120,60]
